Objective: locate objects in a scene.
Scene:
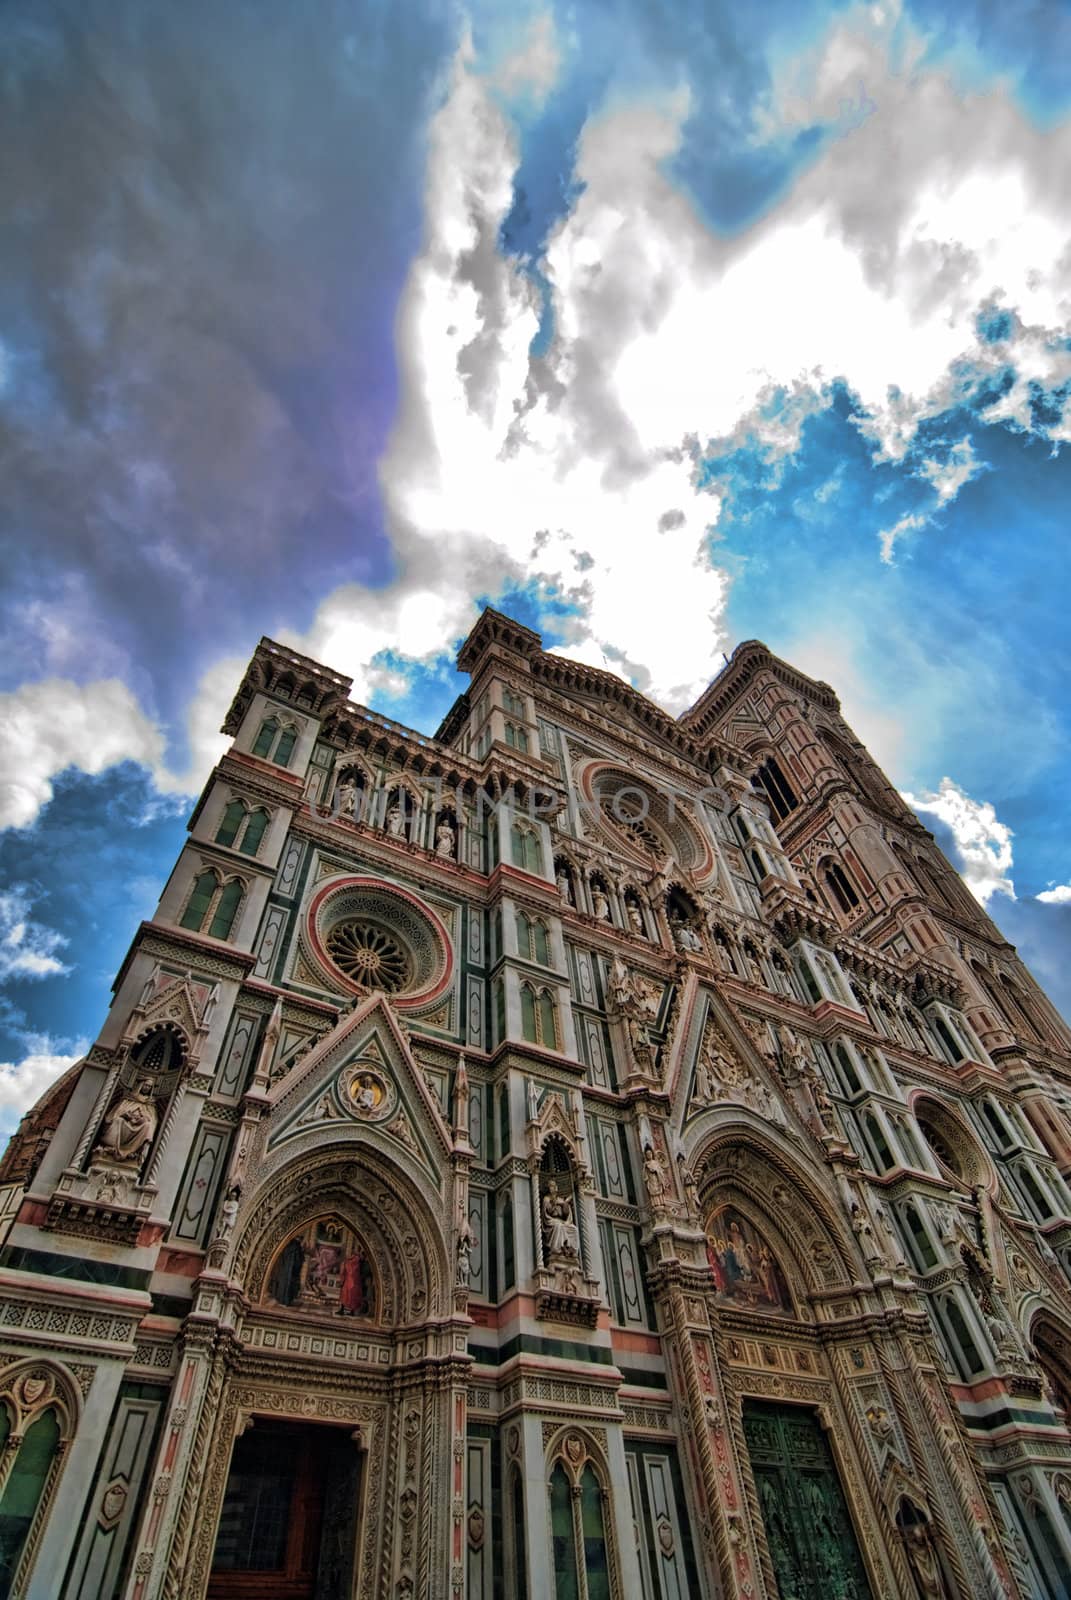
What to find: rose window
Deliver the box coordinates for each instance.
[324,921,411,993]
[303,877,451,1005]
[602,798,663,857]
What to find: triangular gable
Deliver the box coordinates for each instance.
[265,994,453,1186]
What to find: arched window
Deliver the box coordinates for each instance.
[833,1042,862,1096]
[239,808,269,856]
[504,721,529,754]
[821,860,860,915]
[180,870,243,941]
[901,1202,938,1270]
[215,802,270,856]
[520,983,557,1048]
[939,1292,985,1378]
[216,799,247,848]
[517,911,550,965]
[503,688,526,718]
[180,870,218,932]
[546,1439,615,1600]
[251,716,278,758]
[754,755,797,821]
[864,1112,895,1173]
[0,1406,60,1597]
[251,716,299,767]
[510,823,543,875]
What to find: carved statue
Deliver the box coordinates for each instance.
[627,1015,657,1077]
[642,1143,667,1204]
[592,887,611,922]
[218,1184,241,1237]
[673,919,702,953]
[435,818,456,859]
[902,1519,951,1600]
[627,901,645,937]
[91,1079,158,1175]
[386,803,407,838]
[456,1217,476,1287]
[542,1181,580,1261]
[557,869,573,905]
[335,776,358,817]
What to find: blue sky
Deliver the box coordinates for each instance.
[2,0,1070,1130]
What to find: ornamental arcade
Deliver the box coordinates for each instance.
[1,608,1071,1598]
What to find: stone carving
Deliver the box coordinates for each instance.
[386,803,407,838]
[435,818,456,860]
[642,1143,668,1207]
[627,901,645,937]
[902,1519,951,1599]
[90,1079,159,1182]
[336,776,358,817]
[592,886,611,922]
[542,1182,581,1263]
[556,869,573,905]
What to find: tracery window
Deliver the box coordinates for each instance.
[215,800,269,856]
[754,755,797,821]
[547,1439,614,1600]
[821,860,860,915]
[504,720,529,754]
[251,716,298,767]
[0,1366,75,1599]
[179,869,244,940]
[510,822,543,875]
[503,688,526,717]
[520,982,558,1048]
[517,911,550,965]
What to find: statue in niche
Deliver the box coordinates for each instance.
[901,1518,951,1600]
[556,867,573,905]
[642,1143,668,1205]
[673,919,703,954]
[386,802,407,838]
[592,886,611,922]
[542,1180,581,1262]
[627,900,645,937]
[91,1079,159,1177]
[335,775,358,817]
[435,817,456,859]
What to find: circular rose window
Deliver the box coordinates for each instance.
[303,878,452,1005]
[585,767,712,876]
[325,922,410,993]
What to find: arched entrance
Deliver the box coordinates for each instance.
[170,1145,458,1600]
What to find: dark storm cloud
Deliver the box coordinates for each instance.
[0,0,455,725]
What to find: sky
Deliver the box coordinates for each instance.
[1,0,1070,1134]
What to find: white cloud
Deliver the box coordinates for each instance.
[0,660,233,832]
[0,1041,85,1138]
[0,887,69,980]
[0,677,168,830]
[1037,884,1071,906]
[901,776,1016,904]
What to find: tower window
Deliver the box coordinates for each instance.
[517,911,550,965]
[822,861,860,914]
[180,869,244,941]
[251,716,299,768]
[520,983,558,1048]
[510,823,543,875]
[504,721,529,754]
[215,801,270,857]
[754,756,797,822]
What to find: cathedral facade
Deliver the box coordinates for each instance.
[2,607,1071,1599]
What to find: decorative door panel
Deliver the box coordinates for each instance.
[742,1401,871,1600]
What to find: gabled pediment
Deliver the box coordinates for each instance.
[265,994,453,1186]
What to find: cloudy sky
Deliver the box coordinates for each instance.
[2,0,1070,1132]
